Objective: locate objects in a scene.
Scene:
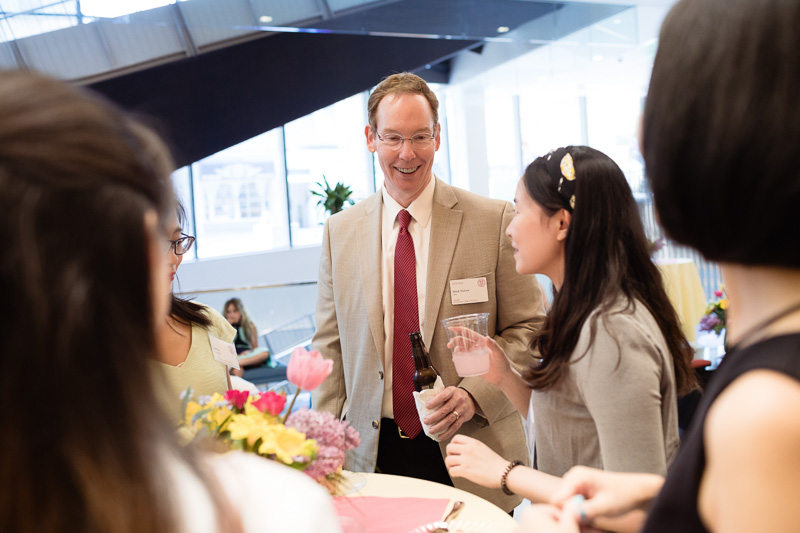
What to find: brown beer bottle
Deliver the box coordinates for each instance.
[410,331,439,391]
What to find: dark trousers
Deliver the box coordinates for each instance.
[376,418,454,487]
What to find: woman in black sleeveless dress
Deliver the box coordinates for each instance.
[520,0,800,531]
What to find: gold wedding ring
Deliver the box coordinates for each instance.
[452,410,460,421]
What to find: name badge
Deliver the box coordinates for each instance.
[450,277,489,305]
[210,334,240,369]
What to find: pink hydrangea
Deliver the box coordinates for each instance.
[286,408,360,480]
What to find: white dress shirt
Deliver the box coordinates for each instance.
[380,177,436,418]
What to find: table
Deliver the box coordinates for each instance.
[655,258,707,344]
[337,471,517,533]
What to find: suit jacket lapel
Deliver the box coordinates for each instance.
[424,179,462,348]
[357,192,385,366]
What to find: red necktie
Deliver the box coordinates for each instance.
[393,209,422,438]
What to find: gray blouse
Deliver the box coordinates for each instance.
[529,297,680,477]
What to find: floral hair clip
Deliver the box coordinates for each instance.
[545,147,577,211]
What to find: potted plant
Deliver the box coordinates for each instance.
[311,176,355,215]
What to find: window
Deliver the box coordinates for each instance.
[284,93,373,246]
[190,128,290,258]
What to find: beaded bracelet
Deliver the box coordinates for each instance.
[500,460,523,496]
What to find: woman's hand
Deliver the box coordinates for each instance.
[516,504,585,533]
[445,328,513,386]
[444,434,509,488]
[481,335,513,387]
[551,466,664,524]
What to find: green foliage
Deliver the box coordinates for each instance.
[310,176,355,215]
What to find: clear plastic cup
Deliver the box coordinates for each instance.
[441,313,490,377]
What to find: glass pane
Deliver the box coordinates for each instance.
[519,88,583,166]
[585,90,645,194]
[430,83,451,184]
[284,93,373,247]
[170,166,196,261]
[485,92,519,201]
[190,128,290,259]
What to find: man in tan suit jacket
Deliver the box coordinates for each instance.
[311,73,545,512]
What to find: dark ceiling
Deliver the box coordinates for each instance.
[88,0,628,167]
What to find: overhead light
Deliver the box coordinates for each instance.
[592,55,603,62]
[497,26,510,33]
[260,15,273,23]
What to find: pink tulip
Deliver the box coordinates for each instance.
[714,290,723,298]
[287,347,333,391]
[252,391,286,416]
[224,389,250,410]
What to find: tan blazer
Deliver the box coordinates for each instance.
[311,178,545,510]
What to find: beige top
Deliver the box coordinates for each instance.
[153,304,235,420]
[531,297,680,477]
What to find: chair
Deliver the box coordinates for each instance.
[242,313,316,388]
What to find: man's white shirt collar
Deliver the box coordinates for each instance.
[381,175,436,228]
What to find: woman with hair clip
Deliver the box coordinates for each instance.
[445,146,696,531]
[518,0,800,531]
[0,70,339,533]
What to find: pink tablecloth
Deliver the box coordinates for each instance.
[333,495,449,533]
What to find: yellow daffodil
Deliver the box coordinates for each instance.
[258,425,317,464]
[227,413,273,447]
[720,298,729,310]
[184,401,203,428]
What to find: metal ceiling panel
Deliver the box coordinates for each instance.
[327,0,382,12]
[96,6,186,70]
[179,0,258,48]
[248,0,325,26]
[0,40,19,68]
[16,22,112,79]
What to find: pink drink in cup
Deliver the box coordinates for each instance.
[441,313,490,377]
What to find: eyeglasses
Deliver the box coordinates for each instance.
[376,132,436,150]
[166,233,195,256]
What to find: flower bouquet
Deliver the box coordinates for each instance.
[699,286,728,336]
[181,347,360,493]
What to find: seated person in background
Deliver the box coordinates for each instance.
[224,298,271,377]
[520,0,800,531]
[445,146,696,533]
[0,70,339,533]
[152,205,239,419]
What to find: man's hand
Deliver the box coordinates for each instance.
[423,386,476,441]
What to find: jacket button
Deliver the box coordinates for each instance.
[379,370,384,380]
[372,420,379,429]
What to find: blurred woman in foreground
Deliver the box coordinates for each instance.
[0,70,339,533]
[523,0,800,531]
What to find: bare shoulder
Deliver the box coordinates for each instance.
[707,369,800,440]
[704,370,800,464]
[701,370,800,530]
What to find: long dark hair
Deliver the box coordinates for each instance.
[523,146,696,396]
[0,71,239,533]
